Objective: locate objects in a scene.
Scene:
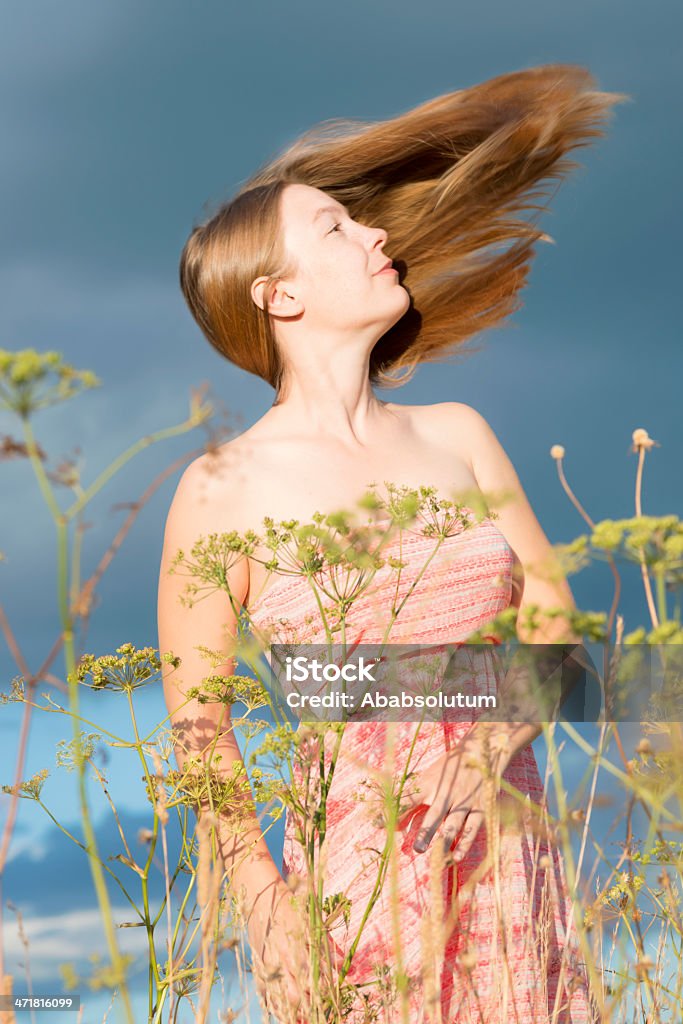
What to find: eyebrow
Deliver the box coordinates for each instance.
[312,203,348,225]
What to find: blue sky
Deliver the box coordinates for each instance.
[1,1,681,1020]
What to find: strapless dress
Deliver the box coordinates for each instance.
[248,508,594,1023]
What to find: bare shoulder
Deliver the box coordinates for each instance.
[163,439,252,536]
[166,452,224,524]
[159,443,251,605]
[425,401,529,513]
[407,400,489,472]
[419,400,489,434]
[433,403,580,630]
[422,401,521,475]
[190,431,259,494]
[460,404,502,464]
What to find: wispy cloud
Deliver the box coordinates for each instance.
[3,906,150,984]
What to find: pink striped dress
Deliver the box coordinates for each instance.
[249,508,594,1023]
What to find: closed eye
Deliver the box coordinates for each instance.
[328,222,342,234]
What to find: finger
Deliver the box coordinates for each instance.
[443,810,484,860]
[413,802,479,851]
[396,800,427,832]
[413,802,462,853]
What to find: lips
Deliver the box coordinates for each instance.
[374,259,394,274]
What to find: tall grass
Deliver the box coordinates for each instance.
[0,349,681,1023]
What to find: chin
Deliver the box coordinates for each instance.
[395,284,412,312]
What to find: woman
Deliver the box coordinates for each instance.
[158,64,623,1022]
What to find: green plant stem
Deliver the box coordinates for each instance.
[386,726,409,1024]
[36,801,141,915]
[22,416,135,1023]
[70,515,85,619]
[126,690,164,1014]
[655,568,668,626]
[65,415,207,522]
[338,716,425,986]
[543,723,607,1016]
[24,695,133,745]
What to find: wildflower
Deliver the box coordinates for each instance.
[589,515,683,596]
[186,672,270,710]
[153,728,178,763]
[249,722,297,768]
[70,644,178,692]
[322,891,352,929]
[2,768,49,801]
[0,348,100,418]
[56,733,101,771]
[0,676,25,703]
[169,531,252,606]
[158,758,253,817]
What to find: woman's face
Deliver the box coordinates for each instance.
[270,183,410,336]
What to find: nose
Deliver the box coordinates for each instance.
[369,224,388,250]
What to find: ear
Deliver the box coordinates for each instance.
[250,275,304,318]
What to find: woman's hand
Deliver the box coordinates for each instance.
[248,875,347,1023]
[395,729,511,859]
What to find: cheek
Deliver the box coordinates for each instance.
[318,259,368,301]
[303,251,373,312]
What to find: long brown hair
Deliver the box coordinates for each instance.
[180,64,627,403]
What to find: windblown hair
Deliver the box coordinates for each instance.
[180,64,627,403]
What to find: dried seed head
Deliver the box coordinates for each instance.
[635,738,653,756]
[631,428,658,452]
[550,445,565,460]
[538,854,551,870]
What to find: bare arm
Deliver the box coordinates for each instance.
[451,403,597,755]
[454,402,580,644]
[156,458,282,932]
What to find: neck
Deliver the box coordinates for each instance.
[270,342,390,448]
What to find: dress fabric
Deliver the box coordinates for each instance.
[248,510,594,1023]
